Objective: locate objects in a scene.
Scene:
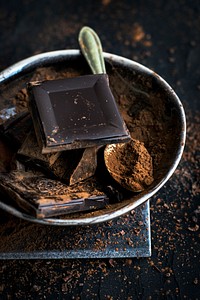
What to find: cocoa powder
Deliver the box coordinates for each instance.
[105,139,154,192]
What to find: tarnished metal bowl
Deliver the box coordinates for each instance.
[0,50,186,225]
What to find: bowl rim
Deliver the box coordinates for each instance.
[0,49,186,225]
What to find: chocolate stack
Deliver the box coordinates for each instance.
[0,72,130,219]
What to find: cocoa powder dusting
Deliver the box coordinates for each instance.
[109,68,178,176]
[7,67,83,114]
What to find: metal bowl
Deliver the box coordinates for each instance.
[0,50,186,225]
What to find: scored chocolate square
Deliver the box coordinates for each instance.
[0,171,109,218]
[28,74,130,153]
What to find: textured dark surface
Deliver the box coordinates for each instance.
[0,0,199,299]
[0,202,151,259]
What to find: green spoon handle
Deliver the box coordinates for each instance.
[78,26,106,75]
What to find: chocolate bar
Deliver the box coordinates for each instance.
[0,171,109,218]
[28,74,130,154]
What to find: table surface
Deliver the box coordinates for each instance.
[0,0,199,299]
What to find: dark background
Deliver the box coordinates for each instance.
[0,0,199,299]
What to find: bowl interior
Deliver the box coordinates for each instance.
[0,50,186,223]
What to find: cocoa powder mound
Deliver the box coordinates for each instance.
[105,139,154,192]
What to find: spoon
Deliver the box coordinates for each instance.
[69,26,106,185]
[78,26,154,192]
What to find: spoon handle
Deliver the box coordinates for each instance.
[78,26,106,75]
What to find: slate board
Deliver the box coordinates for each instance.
[0,201,151,259]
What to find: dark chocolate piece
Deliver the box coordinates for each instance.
[28,74,130,153]
[17,129,84,183]
[69,146,102,185]
[0,111,32,150]
[0,171,109,219]
[0,138,16,172]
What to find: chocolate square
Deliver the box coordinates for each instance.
[0,171,109,218]
[28,74,130,153]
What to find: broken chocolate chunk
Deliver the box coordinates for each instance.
[0,171,109,218]
[70,145,102,185]
[0,111,32,150]
[28,74,130,153]
[17,129,85,183]
[0,138,16,172]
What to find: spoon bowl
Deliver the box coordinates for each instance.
[79,27,153,192]
[104,139,154,192]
